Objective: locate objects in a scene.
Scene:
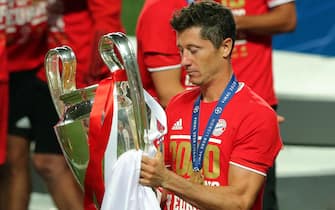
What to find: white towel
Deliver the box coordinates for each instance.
[101,150,160,210]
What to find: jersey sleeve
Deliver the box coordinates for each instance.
[267,0,295,8]
[144,53,181,72]
[230,106,283,175]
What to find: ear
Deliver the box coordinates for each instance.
[220,38,233,58]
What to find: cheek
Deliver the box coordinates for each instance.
[197,55,217,73]
[195,52,210,67]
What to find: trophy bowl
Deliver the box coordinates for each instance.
[54,85,96,187]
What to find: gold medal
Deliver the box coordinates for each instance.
[189,169,204,185]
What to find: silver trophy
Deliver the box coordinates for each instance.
[44,32,150,190]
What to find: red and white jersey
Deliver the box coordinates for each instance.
[0,0,7,82]
[39,0,124,87]
[136,0,192,101]
[6,0,48,73]
[218,0,295,106]
[163,84,283,210]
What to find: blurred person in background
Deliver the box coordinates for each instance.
[5,0,83,209]
[222,1,296,209]
[45,0,125,88]
[0,1,8,209]
[136,0,192,108]
[137,0,296,209]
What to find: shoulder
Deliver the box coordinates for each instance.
[233,84,277,121]
[166,87,200,111]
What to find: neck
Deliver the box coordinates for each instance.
[200,70,233,102]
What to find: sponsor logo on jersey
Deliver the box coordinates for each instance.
[172,118,183,130]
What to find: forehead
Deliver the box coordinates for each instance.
[176,27,203,46]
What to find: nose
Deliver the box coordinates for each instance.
[181,51,191,69]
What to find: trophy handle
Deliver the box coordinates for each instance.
[45,46,77,117]
[99,32,149,150]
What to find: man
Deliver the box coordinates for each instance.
[137,0,296,208]
[140,1,282,210]
[5,1,83,209]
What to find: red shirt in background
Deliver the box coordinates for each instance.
[0,0,8,165]
[43,0,125,88]
[220,0,294,106]
[136,0,191,101]
[6,0,48,75]
[0,0,7,82]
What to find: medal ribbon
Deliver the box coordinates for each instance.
[84,70,127,210]
[191,75,238,172]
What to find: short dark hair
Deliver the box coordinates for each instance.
[170,0,236,49]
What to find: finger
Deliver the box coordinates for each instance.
[139,177,150,186]
[141,154,150,164]
[140,161,152,174]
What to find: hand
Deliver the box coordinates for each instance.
[139,151,168,188]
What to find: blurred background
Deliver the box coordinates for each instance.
[29,0,335,209]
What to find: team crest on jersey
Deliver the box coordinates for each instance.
[212,119,226,136]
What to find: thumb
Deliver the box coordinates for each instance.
[155,150,163,161]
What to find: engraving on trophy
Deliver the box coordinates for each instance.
[116,81,138,156]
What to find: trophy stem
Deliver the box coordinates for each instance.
[99,32,150,151]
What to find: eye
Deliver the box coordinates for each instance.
[178,47,184,56]
[189,47,198,54]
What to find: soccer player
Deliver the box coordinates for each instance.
[137,1,296,209]
[5,1,82,209]
[140,2,282,210]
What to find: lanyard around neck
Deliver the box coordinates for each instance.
[190,74,238,171]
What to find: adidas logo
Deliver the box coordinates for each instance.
[172,118,183,130]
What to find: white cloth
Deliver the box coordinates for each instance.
[101,150,160,210]
[101,88,166,210]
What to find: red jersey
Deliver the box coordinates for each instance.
[6,0,48,73]
[0,0,7,164]
[0,0,7,82]
[42,0,124,87]
[136,0,191,100]
[218,0,294,106]
[163,84,282,210]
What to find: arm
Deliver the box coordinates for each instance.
[234,2,297,35]
[151,67,185,107]
[140,152,265,210]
